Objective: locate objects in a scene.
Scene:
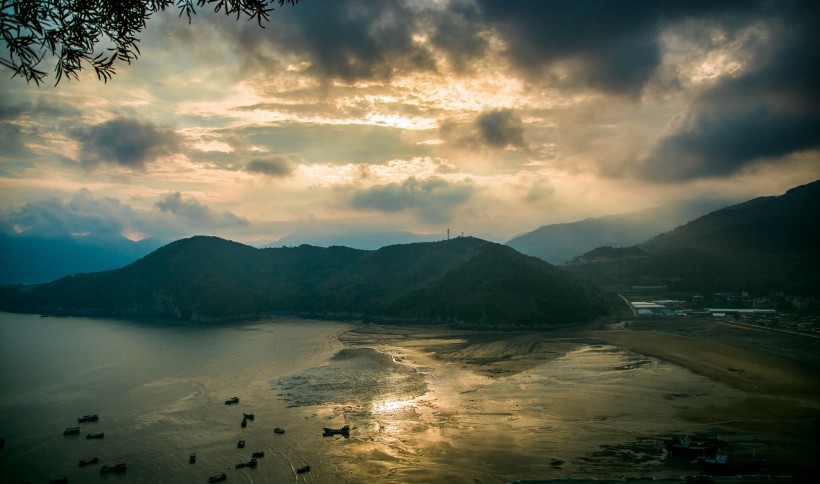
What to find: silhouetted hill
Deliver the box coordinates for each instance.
[564,179,820,295]
[270,230,441,250]
[506,199,730,264]
[0,234,167,284]
[0,236,612,326]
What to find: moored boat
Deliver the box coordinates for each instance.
[243,412,255,420]
[224,396,239,405]
[665,434,724,456]
[79,457,99,466]
[696,452,764,475]
[189,452,196,464]
[64,427,81,436]
[252,451,264,458]
[235,458,258,469]
[208,473,227,483]
[241,418,247,428]
[86,432,104,439]
[274,427,285,434]
[237,440,245,448]
[322,425,350,437]
[100,463,127,474]
[78,414,99,423]
[296,464,310,474]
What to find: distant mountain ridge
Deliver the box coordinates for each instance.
[506,199,731,264]
[270,230,442,250]
[0,236,612,326]
[0,234,166,284]
[564,179,820,295]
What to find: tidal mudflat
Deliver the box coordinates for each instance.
[1,313,817,482]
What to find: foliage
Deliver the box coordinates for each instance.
[0,235,615,325]
[0,0,297,85]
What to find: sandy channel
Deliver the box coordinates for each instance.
[273,318,819,483]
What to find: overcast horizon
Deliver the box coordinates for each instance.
[2,0,818,245]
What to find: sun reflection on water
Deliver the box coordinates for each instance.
[372,399,414,414]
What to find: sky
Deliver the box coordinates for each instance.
[1,0,818,245]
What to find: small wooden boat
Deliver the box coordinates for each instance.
[100,463,127,474]
[189,452,196,464]
[224,397,239,405]
[78,414,99,423]
[274,427,285,434]
[251,451,264,458]
[64,427,81,435]
[237,440,245,449]
[79,457,99,466]
[243,412,255,420]
[208,474,227,483]
[322,425,350,437]
[86,432,104,439]
[296,464,311,474]
[235,458,258,469]
[241,418,247,428]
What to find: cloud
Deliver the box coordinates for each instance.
[155,192,249,228]
[639,2,820,181]
[0,190,248,240]
[439,109,527,152]
[246,155,296,177]
[76,118,182,169]
[349,177,475,224]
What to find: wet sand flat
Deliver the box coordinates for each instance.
[294,319,820,482]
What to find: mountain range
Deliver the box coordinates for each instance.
[564,179,820,295]
[0,236,612,326]
[505,198,732,264]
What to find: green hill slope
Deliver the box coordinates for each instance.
[0,236,612,326]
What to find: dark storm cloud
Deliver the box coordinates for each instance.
[349,177,474,223]
[477,109,526,149]
[240,0,435,82]
[246,155,296,177]
[640,2,820,181]
[77,118,182,169]
[439,109,527,152]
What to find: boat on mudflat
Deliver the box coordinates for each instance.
[225,397,239,405]
[235,458,258,469]
[696,453,764,475]
[63,427,80,436]
[79,457,99,466]
[322,425,350,437]
[86,432,104,439]
[243,412,255,420]
[296,464,310,474]
[274,427,285,434]
[208,473,227,483]
[100,463,127,474]
[237,440,245,448]
[189,452,196,464]
[78,414,99,423]
[252,451,264,458]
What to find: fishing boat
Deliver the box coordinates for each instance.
[100,463,127,474]
[78,414,99,423]
[322,425,350,437]
[208,474,227,483]
[235,458,258,469]
[243,413,255,420]
[86,432,104,439]
[296,464,311,474]
[252,451,264,458]
[224,397,239,405]
[63,427,80,436]
[241,418,247,428]
[274,427,285,434]
[696,452,764,475]
[237,440,245,449]
[79,457,99,466]
[189,452,196,464]
[665,434,724,456]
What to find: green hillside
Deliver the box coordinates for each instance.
[0,236,612,326]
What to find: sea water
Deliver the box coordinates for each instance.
[0,312,351,483]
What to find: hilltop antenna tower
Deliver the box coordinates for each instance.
[447,228,450,240]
